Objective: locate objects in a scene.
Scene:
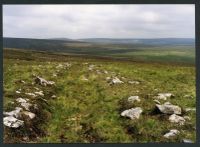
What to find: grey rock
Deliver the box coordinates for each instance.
[21,102,32,111]
[156,102,182,115]
[155,93,174,100]
[182,139,193,143]
[3,107,23,118]
[16,98,28,103]
[128,96,140,103]
[163,129,180,138]
[3,116,24,128]
[35,76,55,86]
[22,111,36,119]
[111,77,124,84]
[169,114,185,125]
[34,91,44,96]
[128,81,140,84]
[121,107,143,120]
[153,99,161,104]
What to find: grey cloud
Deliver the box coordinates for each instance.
[3,4,195,39]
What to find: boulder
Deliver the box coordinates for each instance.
[121,107,143,120]
[156,102,182,115]
[163,129,180,138]
[127,96,141,103]
[35,76,55,86]
[155,93,174,100]
[169,114,185,125]
[3,116,24,128]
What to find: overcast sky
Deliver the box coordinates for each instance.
[3,5,195,39]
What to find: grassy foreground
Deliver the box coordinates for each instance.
[3,49,196,143]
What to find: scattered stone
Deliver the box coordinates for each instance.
[35,76,55,86]
[106,77,111,81]
[16,90,21,94]
[81,76,89,81]
[3,116,24,128]
[156,102,182,115]
[34,91,44,96]
[153,99,161,104]
[25,93,37,98]
[21,102,32,111]
[185,108,196,112]
[169,114,185,125]
[127,96,141,103]
[51,95,56,99]
[56,64,63,69]
[16,98,28,103]
[110,77,124,84]
[33,104,38,110]
[22,111,36,119]
[182,139,193,143]
[163,129,180,138]
[128,81,140,84]
[34,87,40,90]
[3,107,23,118]
[53,74,57,77]
[155,93,174,100]
[103,70,108,74]
[88,64,95,71]
[121,107,143,120]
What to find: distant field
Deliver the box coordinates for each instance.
[3,37,195,64]
[3,49,196,143]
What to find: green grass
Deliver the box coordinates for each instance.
[3,48,196,143]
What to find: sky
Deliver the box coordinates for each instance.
[3,5,195,39]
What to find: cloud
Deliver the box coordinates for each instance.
[3,4,195,39]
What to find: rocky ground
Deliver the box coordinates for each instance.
[3,49,196,143]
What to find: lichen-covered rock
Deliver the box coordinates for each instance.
[121,107,143,120]
[3,116,24,128]
[163,129,180,138]
[156,102,182,115]
[127,96,140,103]
[169,114,185,125]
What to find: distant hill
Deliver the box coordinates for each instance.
[3,37,194,58]
[78,38,195,46]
